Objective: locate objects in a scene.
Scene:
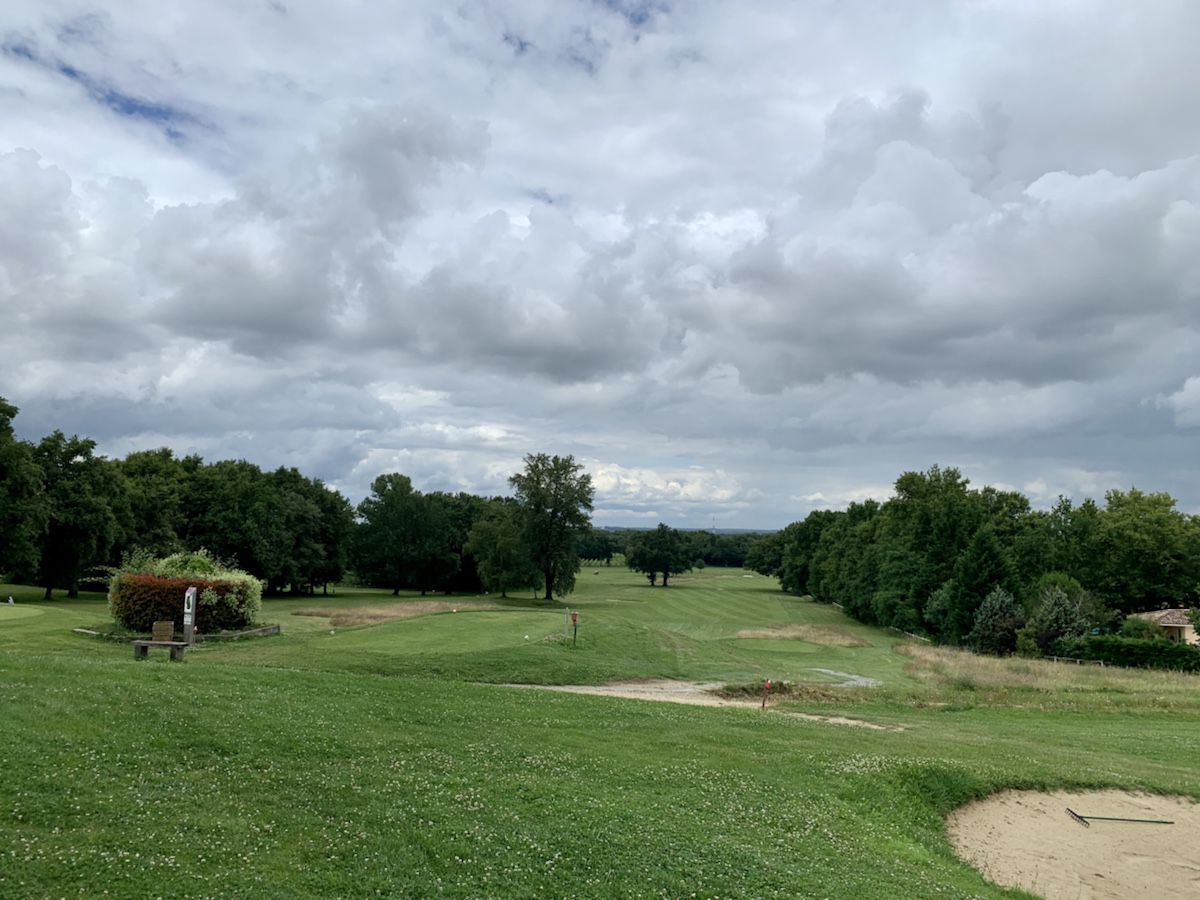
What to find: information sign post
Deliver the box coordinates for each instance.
[183,587,198,645]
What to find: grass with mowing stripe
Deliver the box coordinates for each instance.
[2,570,1198,898]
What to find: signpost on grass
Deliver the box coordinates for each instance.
[571,610,578,646]
[182,585,196,648]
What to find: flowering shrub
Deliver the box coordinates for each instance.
[107,551,262,632]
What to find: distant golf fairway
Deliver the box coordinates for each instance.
[3,568,1199,898]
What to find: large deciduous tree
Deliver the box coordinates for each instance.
[270,467,355,595]
[627,523,692,586]
[182,459,289,586]
[775,510,839,594]
[1094,488,1198,613]
[33,431,127,598]
[466,501,539,598]
[0,398,48,578]
[509,453,594,601]
[354,473,423,594]
[117,448,187,557]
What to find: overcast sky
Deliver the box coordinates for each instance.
[2,1,1199,529]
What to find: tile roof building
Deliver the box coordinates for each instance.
[1129,609,1198,645]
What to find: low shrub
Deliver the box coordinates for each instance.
[1052,634,1200,672]
[1119,617,1165,640]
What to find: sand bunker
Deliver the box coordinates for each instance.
[947,789,1200,899]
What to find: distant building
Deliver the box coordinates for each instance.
[1128,609,1198,645]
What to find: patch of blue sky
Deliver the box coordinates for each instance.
[503,32,533,55]
[55,61,194,128]
[597,0,669,30]
[525,187,569,207]
[2,38,37,61]
[3,37,200,138]
[97,83,192,126]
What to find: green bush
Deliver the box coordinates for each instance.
[107,550,262,633]
[1119,617,1165,640]
[1051,634,1200,672]
[154,549,225,578]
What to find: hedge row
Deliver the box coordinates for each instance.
[1053,634,1200,672]
[109,573,261,633]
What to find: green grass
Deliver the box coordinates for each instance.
[2,571,1199,898]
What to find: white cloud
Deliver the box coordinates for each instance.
[3,1,1200,527]
[1160,377,1200,428]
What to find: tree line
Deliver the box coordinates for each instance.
[0,398,604,599]
[745,464,1200,649]
[578,526,759,575]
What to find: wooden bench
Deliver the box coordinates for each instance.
[133,620,188,661]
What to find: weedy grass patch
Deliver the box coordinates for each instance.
[293,599,505,627]
[735,623,873,646]
[3,570,1199,898]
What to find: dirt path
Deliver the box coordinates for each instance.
[947,789,1200,899]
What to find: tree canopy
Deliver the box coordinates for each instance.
[626,523,692,586]
[509,453,594,601]
[0,398,47,578]
[760,464,1200,648]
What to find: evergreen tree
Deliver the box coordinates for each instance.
[966,587,1025,655]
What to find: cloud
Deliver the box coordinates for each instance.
[2,0,1200,528]
[1160,377,1200,428]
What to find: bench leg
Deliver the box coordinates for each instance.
[134,644,148,660]
[170,645,185,661]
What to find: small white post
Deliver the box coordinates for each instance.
[183,586,198,645]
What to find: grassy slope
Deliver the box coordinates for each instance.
[2,572,1198,899]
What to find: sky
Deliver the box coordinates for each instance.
[2,1,1199,529]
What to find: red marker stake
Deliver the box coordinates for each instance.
[761,679,771,709]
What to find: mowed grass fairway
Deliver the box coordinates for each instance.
[3,569,1199,898]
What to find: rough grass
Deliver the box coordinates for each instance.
[896,642,1200,712]
[735,623,873,646]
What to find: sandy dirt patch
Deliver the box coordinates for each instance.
[781,711,901,731]
[513,680,739,707]
[947,789,1200,899]
[507,680,900,730]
